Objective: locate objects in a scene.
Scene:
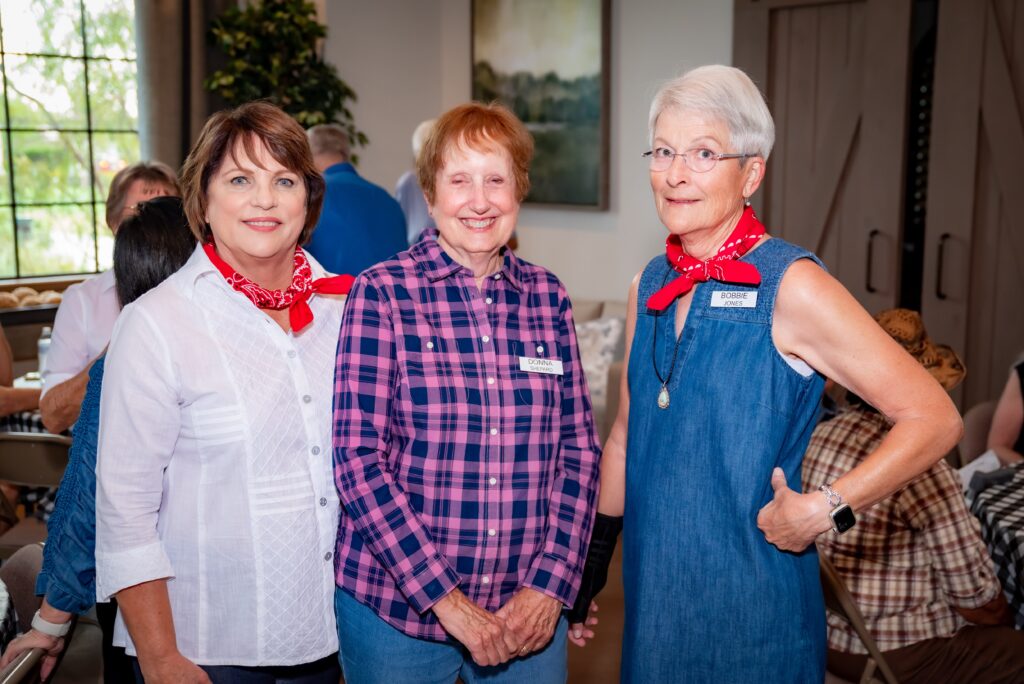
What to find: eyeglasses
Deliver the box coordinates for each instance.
[642,146,755,173]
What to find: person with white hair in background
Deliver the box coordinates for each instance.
[567,65,962,683]
[395,118,437,244]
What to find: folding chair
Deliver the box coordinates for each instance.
[0,433,71,560]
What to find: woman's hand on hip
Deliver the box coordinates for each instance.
[495,587,562,657]
[138,651,211,684]
[432,589,512,666]
[756,467,830,552]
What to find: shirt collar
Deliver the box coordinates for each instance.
[411,228,525,291]
[177,243,330,293]
[324,162,356,177]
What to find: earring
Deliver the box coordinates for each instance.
[743,197,751,207]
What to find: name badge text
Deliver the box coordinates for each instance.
[519,357,564,375]
[711,291,758,308]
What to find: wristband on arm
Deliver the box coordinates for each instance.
[567,513,623,623]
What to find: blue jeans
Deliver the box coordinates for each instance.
[334,588,568,684]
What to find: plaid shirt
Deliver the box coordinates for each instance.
[802,405,1002,653]
[332,233,601,640]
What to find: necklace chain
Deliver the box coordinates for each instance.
[651,269,686,406]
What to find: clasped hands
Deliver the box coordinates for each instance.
[432,586,561,666]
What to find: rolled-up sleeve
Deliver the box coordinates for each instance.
[333,275,460,613]
[94,305,179,601]
[523,292,602,606]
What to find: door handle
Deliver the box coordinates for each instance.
[936,232,951,301]
[865,229,880,294]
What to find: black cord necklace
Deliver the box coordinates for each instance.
[651,269,685,409]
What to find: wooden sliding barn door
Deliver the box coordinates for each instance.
[924,0,1024,408]
[734,0,912,312]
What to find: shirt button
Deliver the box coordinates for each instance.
[536,345,544,354]
[287,350,297,358]
[319,497,328,506]
[302,395,312,404]
[426,340,434,349]
[488,528,496,537]
[481,575,491,584]
[493,274,502,280]
[489,477,497,485]
[485,297,493,305]
[487,377,495,385]
[324,552,332,561]
[482,335,490,343]
[490,428,498,436]
[311,446,321,455]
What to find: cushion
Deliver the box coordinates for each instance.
[575,317,625,417]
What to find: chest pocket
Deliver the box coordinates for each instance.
[508,338,562,411]
[401,335,478,428]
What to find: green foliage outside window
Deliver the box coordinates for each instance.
[205,0,367,162]
[0,0,139,279]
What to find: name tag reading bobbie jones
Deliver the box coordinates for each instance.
[710,291,758,308]
[519,356,564,375]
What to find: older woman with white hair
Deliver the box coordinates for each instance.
[567,65,962,682]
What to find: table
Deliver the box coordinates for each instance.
[969,462,1024,629]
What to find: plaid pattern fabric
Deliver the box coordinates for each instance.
[969,462,1024,629]
[803,405,1002,653]
[332,233,601,640]
[0,410,45,433]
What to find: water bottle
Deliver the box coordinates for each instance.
[37,325,52,374]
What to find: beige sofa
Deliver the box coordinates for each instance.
[572,299,627,443]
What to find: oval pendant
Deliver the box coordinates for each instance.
[657,385,670,409]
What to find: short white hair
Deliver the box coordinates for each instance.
[648,65,775,160]
[307,124,350,160]
[412,118,437,160]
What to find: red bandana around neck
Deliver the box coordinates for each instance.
[645,205,766,311]
[202,242,354,332]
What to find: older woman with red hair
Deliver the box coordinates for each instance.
[331,102,601,683]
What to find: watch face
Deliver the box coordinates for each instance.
[831,504,856,534]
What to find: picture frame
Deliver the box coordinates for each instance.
[471,0,610,209]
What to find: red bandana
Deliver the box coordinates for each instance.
[202,242,353,332]
[646,205,766,311]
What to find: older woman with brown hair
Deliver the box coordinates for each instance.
[94,102,351,683]
[568,65,963,683]
[331,102,601,683]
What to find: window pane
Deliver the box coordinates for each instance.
[0,1,83,57]
[92,132,140,202]
[5,55,87,129]
[0,135,10,205]
[0,207,13,278]
[11,131,92,203]
[96,202,113,270]
[15,204,97,276]
[84,0,135,59]
[88,59,138,130]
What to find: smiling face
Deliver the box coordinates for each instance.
[204,137,306,281]
[430,141,519,275]
[650,108,764,245]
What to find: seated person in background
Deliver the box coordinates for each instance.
[305,123,407,275]
[988,355,1024,464]
[0,197,196,683]
[40,161,179,434]
[0,323,40,418]
[803,308,1024,684]
[395,117,436,244]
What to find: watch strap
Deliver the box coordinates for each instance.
[31,610,71,638]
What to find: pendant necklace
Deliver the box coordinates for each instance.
[651,269,685,409]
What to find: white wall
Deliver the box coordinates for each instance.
[323,0,733,301]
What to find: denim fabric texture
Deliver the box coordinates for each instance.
[622,239,827,683]
[334,588,568,684]
[35,355,105,614]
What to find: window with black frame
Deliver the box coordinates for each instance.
[0,0,138,279]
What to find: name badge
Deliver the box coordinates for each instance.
[711,291,758,308]
[519,357,564,375]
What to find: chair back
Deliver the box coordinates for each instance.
[959,400,997,466]
[819,553,900,684]
[0,432,71,488]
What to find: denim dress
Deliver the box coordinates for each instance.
[622,238,827,683]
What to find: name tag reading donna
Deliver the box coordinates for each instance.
[519,356,564,375]
[711,291,758,308]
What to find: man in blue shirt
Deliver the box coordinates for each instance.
[306,124,407,275]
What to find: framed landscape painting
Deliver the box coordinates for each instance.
[472,0,610,209]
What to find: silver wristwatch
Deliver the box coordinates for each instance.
[819,484,856,534]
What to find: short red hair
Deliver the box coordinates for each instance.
[417,102,534,205]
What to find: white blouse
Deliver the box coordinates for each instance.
[95,246,342,666]
[42,268,119,396]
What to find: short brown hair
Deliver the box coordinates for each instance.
[180,101,325,244]
[106,161,179,229]
[417,102,533,205]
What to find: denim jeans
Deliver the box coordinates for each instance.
[334,588,568,684]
